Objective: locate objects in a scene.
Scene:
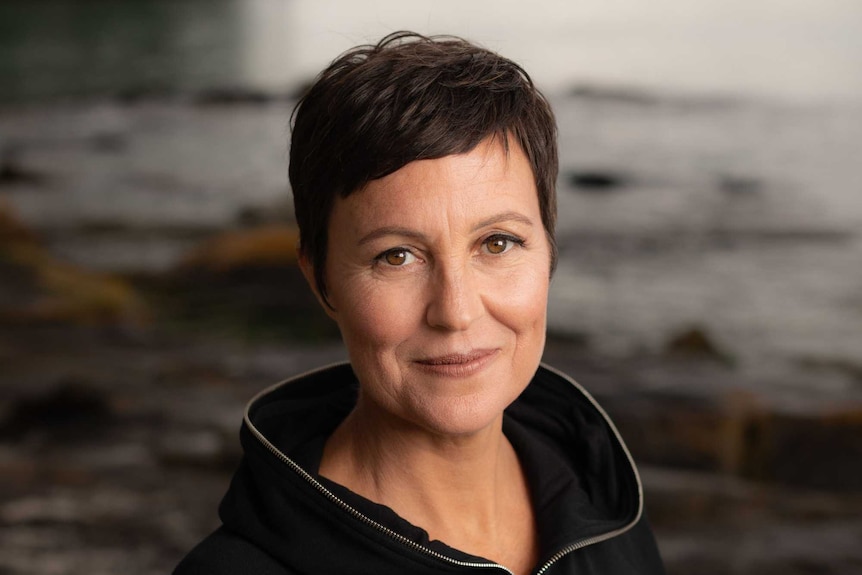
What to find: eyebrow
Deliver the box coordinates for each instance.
[471,211,535,232]
[358,227,427,246]
[357,211,534,246]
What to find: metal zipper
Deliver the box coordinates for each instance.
[251,425,513,573]
[245,364,513,574]
[244,361,644,575]
[532,363,646,574]
[534,526,636,575]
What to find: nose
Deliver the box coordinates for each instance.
[425,261,484,331]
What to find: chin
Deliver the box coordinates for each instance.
[393,372,529,438]
[349,332,546,439]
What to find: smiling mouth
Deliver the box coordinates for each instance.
[414,349,498,377]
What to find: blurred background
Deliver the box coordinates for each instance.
[1,1,861,573]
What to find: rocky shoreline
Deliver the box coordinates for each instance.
[2,95,861,573]
[1,319,860,574]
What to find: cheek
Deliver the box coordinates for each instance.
[492,265,550,333]
[332,279,420,354]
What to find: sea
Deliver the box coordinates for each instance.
[1,0,860,386]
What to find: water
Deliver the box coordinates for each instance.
[3,0,862,103]
[1,0,861,383]
[0,0,246,104]
[548,96,862,374]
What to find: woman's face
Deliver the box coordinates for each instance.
[310,136,551,437]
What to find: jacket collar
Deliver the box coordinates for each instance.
[220,362,643,574]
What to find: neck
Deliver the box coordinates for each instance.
[323,394,508,503]
[320,394,538,573]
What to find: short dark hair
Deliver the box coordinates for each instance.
[290,31,558,304]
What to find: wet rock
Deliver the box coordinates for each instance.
[176,225,299,274]
[545,329,590,350]
[0,147,46,187]
[0,244,148,327]
[565,169,628,191]
[605,390,761,473]
[0,252,39,312]
[659,520,862,575]
[235,202,294,228]
[569,85,659,106]
[663,326,732,364]
[155,429,238,471]
[797,357,862,383]
[1,203,148,327]
[740,407,862,492]
[165,225,337,340]
[0,379,113,440]
[89,131,128,153]
[193,87,274,106]
[643,467,767,529]
[0,201,37,244]
[114,83,174,104]
[718,174,762,195]
[606,387,862,492]
[643,465,862,531]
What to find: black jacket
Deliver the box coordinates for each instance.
[174,363,665,574]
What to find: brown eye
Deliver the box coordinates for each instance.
[383,249,414,266]
[487,238,507,254]
[484,235,516,255]
[385,251,406,265]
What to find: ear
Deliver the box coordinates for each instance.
[298,252,338,321]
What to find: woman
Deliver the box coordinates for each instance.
[175,32,665,575]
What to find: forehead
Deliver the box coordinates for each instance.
[331,138,539,234]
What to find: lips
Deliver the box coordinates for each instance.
[414,349,498,377]
[417,350,494,365]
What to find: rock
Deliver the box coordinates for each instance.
[718,174,762,195]
[0,244,149,326]
[663,326,732,364]
[165,225,337,340]
[569,85,659,106]
[605,390,762,474]
[605,386,862,492]
[0,201,37,244]
[657,519,862,575]
[193,87,274,106]
[0,379,113,440]
[113,82,174,104]
[740,407,862,492]
[153,360,234,388]
[89,131,128,153]
[0,147,46,187]
[155,429,238,471]
[643,464,862,532]
[235,202,295,228]
[565,169,628,191]
[1,203,148,327]
[797,357,862,383]
[176,225,299,274]
[545,329,590,350]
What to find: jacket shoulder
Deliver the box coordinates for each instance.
[173,526,292,575]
